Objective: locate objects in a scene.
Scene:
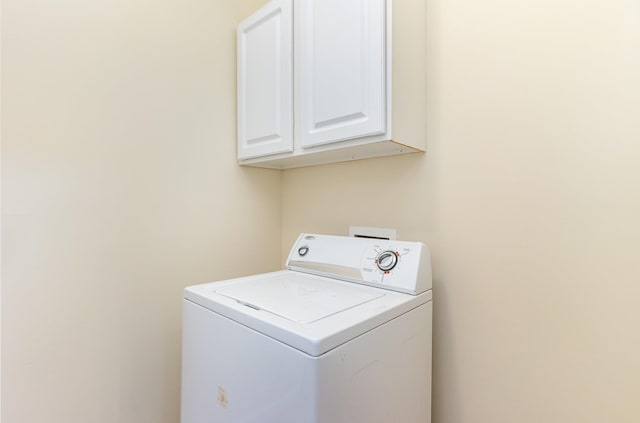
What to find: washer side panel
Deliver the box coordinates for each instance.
[317,302,433,423]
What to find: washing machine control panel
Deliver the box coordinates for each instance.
[286,233,432,295]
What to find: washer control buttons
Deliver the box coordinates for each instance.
[298,246,309,256]
[376,250,398,272]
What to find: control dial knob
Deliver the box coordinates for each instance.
[376,250,398,272]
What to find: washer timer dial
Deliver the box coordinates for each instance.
[376,250,399,272]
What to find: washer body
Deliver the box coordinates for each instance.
[181,234,433,423]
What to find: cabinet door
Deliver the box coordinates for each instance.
[237,0,293,160]
[296,0,387,148]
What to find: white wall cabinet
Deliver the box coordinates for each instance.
[237,0,425,169]
[237,0,293,160]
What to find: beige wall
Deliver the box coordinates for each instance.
[282,0,640,422]
[3,0,640,422]
[1,0,277,422]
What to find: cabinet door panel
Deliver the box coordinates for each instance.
[238,0,293,159]
[297,0,387,148]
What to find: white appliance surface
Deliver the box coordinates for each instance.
[214,272,385,324]
[182,233,433,423]
[184,270,431,357]
[287,233,432,295]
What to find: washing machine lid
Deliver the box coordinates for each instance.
[184,270,431,357]
[213,272,385,324]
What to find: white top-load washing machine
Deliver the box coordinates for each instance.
[181,233,433,423]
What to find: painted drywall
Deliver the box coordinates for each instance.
[281,0,640,422]
[3,0,639,422]
[0,1,3,418]
[1,0,277,422]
